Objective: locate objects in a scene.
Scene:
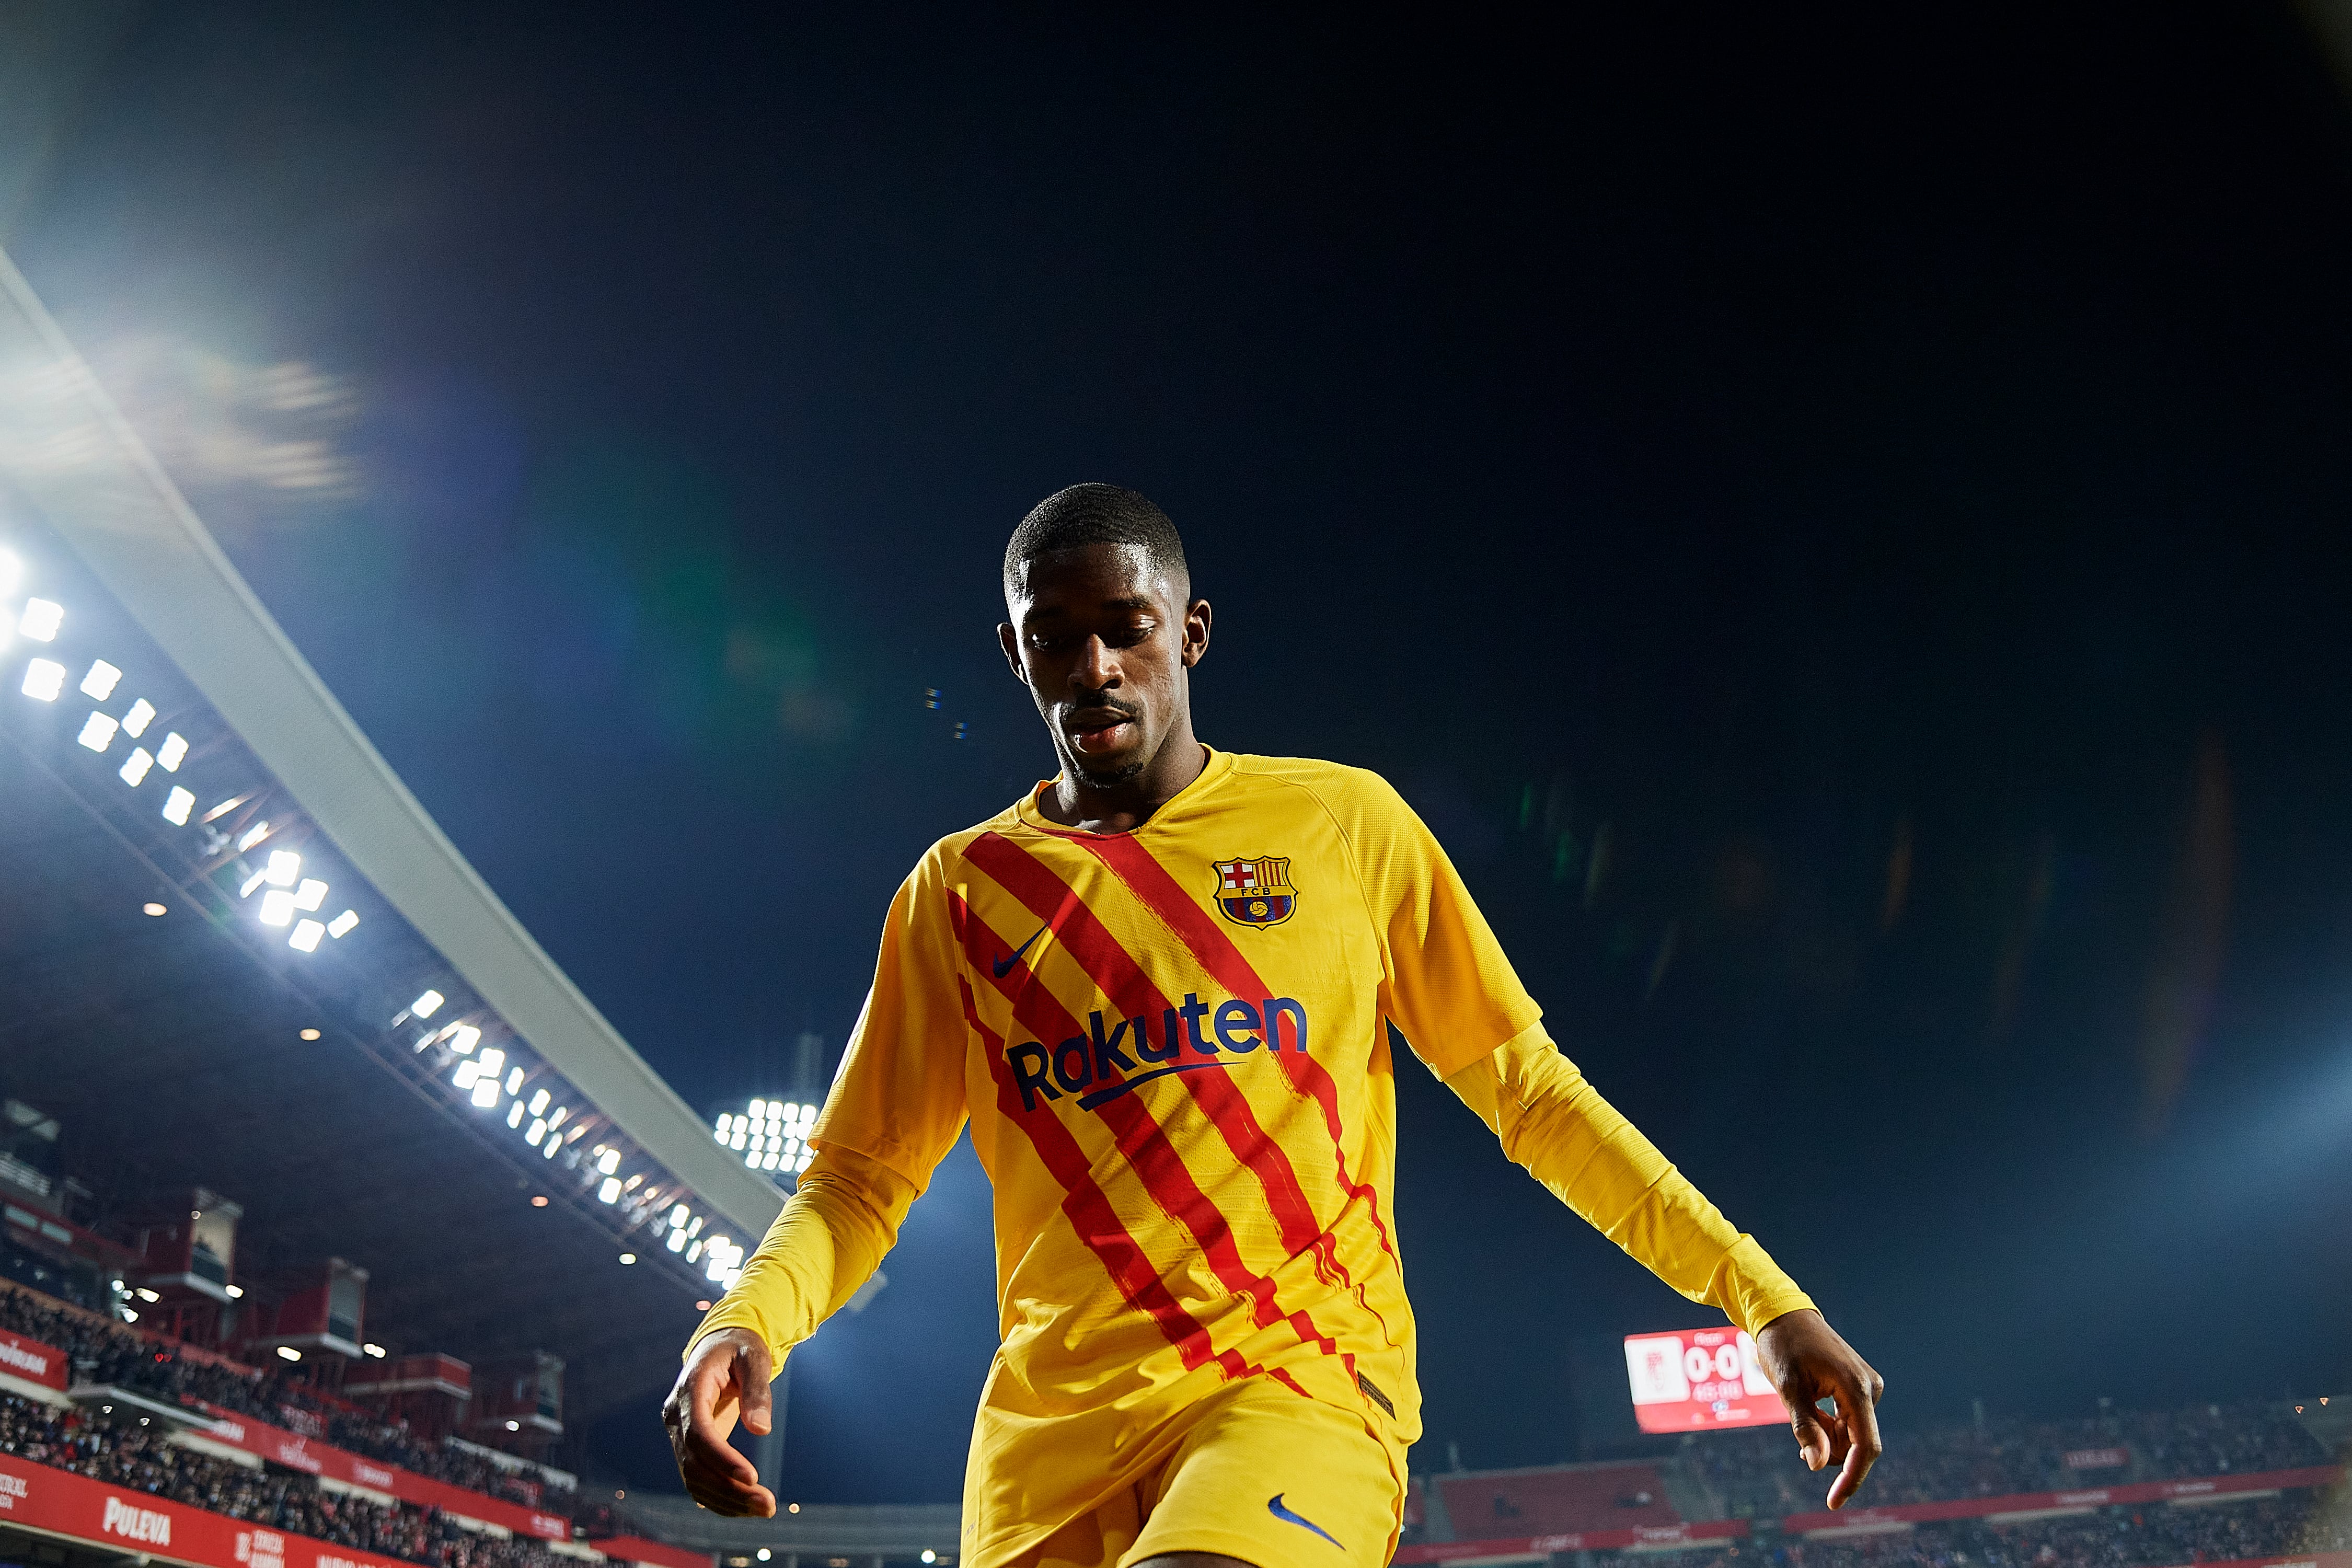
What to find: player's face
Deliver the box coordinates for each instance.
[999,543,1210,791]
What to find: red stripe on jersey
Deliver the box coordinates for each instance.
[966,832,1341,1285]
[1075,834,1408,1286]
[948,899,1235,1380]
[953,884,1342,1371]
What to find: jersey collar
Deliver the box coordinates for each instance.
[1012,744,1235,838]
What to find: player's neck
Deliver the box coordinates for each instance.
[1037,725,1207,835]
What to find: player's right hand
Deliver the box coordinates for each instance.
[662,1327,779,1517]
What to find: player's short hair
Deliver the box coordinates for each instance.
[1003,483,1191,601]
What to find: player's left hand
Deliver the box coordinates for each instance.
[1754,1308,1885,1511]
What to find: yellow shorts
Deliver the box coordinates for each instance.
[1005,1376,1404,1568]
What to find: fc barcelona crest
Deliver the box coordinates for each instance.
[1212,856,1298,929]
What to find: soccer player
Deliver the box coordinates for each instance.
[664,485,1884,1568]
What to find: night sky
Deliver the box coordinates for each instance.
[6,3,2352,1503]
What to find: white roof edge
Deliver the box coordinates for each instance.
[0,247,783,1240]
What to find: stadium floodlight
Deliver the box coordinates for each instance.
[120,1308,137,1323]
[143,902,167,917]
[528,1089,550,1116]
[363,1343,386,1359]
[672,1204,690,1225]
[470,1077,500,1109]
[327,908,359,938]
[235,821,271,852]
[504,1066,524,1094]
[541,1133,559,1159]
[162,786,194,825]
[119,747,154,786]
[449,1024,480,1054]
[21,658,65,700]
[506,1101,525,1128]
[477,1047,504,1076]
[122,698,155,738]
[596,1147,621,1175]
[453,1060,481,1090]
[265,850,300,885]
[238,868,269,898]
[667,1227,687,1252]
[156,732,187,770]
[77,711,119,752]
[258,890,297,926]
[294,878,327,911]
[289,919,325,952]
[749,1099,767,1120]
[410,989,445,1019]
[20,598,61,641]
[598,1177,622,1204]
[80,660,122,700]
[525,1118,546,1146]
[276,1347,300,1363]
[225,1285,244,1299]
[135,1288,159,1302]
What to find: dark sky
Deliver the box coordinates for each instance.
[7,2,2352,1503]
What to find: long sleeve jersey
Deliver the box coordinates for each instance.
[689,750,1812,1563]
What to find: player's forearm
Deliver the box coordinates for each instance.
[1442,1024,1814,1335]
[684,1144,916,1367]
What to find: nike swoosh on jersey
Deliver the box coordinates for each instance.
[1267,1493,1343,1549]
[992,923,1049,978]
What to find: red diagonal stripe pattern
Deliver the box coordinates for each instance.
[1076,833,1406,1288]
[946,889,1336,1391]
[963,833,1352,1377]
[967,831,1343,1286]
[948,894,1235,1380]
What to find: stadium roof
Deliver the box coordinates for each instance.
[0,247,782,1432]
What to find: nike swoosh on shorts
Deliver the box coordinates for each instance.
[1267,1493,1343,1549]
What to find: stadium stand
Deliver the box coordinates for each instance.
[0,1281,578,1516]
[1690,1405,2332,1516]
[0,1390,568,1568]
[1439,1460,1681,1534]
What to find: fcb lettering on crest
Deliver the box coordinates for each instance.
[1212,855,1297,928]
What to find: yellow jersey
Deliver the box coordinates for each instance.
[693,750,1813,1564]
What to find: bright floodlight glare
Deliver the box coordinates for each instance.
[411,989,445,1019]
[275,1346,300,1363]
[225,1285,244,1299]
[142,902,167,917]
[21,658,64,700]
[162,786,194,825]
[120,1308,137,1323]
[477,1047,505,1075]
[525,1118,546,1146]
[667,1228,687,1252]
[504,1066,524,1094]
[80,660,122,700]
[364,1343,386,1359]
[76,711,119,752]
[294,878,327,911]
[672,1203,690,1224]
[20,598,61,641]
[289,919,325,952]
[470,1077,500,1109]
[238,868,269,898]
[924,1552,938,1565]
[547,1105,568,1128]
[749,1098,767,1119]
[0,548,19,595]
[541,1134,559,1159]
[156,732,187,770]
[327,908,359,938]
[449,1024,480,1055]
[235,821,271,852]
[528,1089,551,1116]
[453,1060,481,1090]
[598,1177,621,1204]
[506,1100,525,1128]
[122,698,155,738]
[119,747,154,786]
[258,890,296,926]
[597,1147,620,1175]
[265,850,300,885]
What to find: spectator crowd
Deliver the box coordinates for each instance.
[1692,1404,2331,1516]
[0,1283,576,1519]
[0,1392,569,1568]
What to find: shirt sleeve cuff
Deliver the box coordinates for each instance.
[683,1300,780,1366]
[1710,1233,1817,1336]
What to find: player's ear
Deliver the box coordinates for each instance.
[998,621,1027,682]
[1181,597,1211,668]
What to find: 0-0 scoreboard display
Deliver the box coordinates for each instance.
[1623,1327,1789,1434]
